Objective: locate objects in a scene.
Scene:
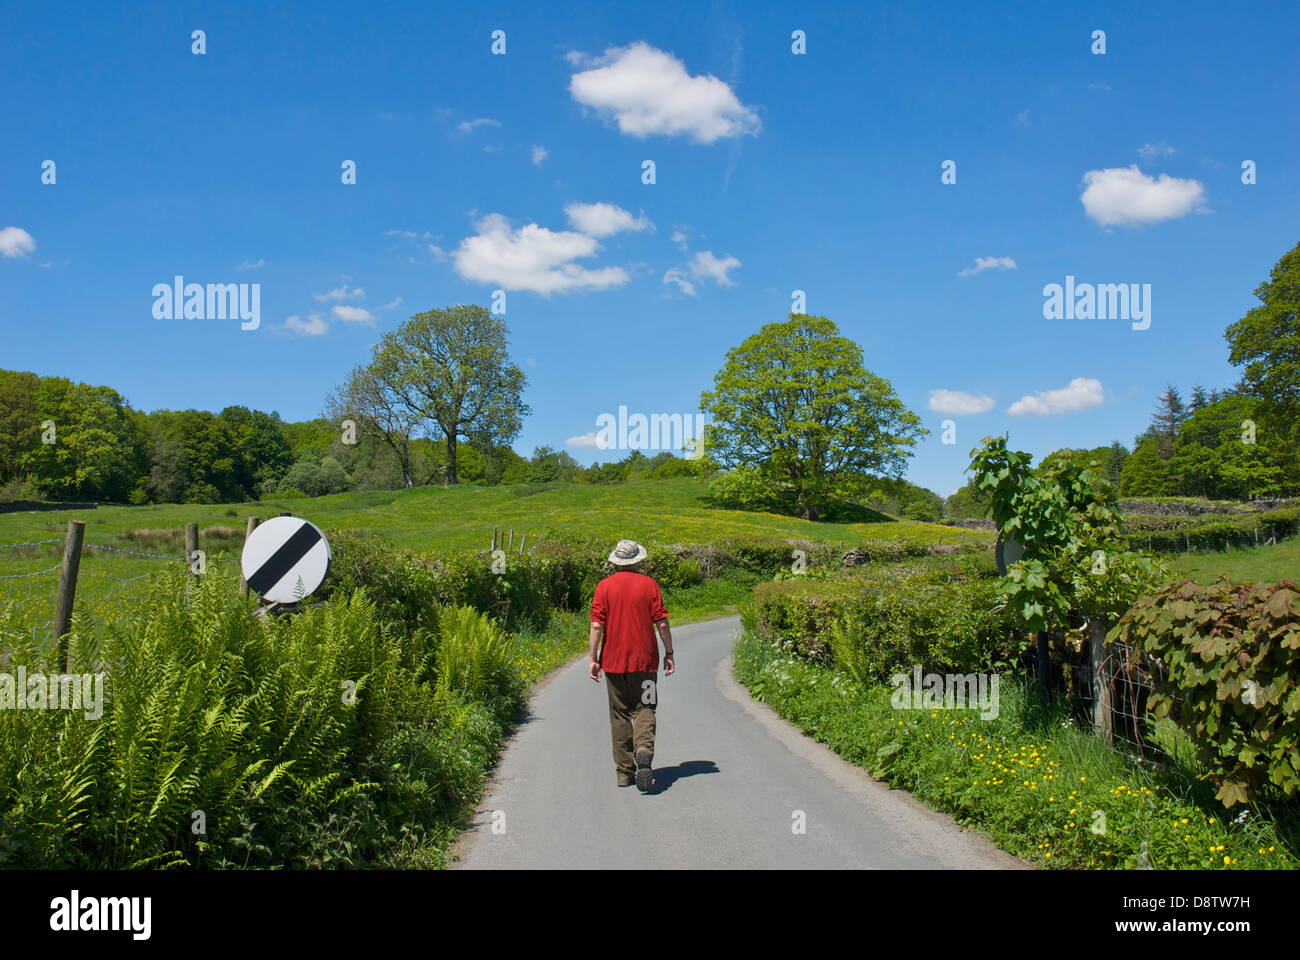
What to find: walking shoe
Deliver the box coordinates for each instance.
[617,774,634,787]
[634,748,653,793]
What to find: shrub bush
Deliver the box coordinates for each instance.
[754,559,1025,678]
[0,569,486,869]
[1110,577,1300,808]
[433,605,523,716]
[325,531,443,639]
[1129,508,1300,551]
[707,465,784,512]
[327,528,952,637]
[732,626,1297,870]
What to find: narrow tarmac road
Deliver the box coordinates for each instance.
[455,616,1026,869]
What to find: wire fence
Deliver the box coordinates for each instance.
[0,539,65,638]
[1025,630,1197,777]
[1083,640,1192,766]
[1134,522,1299,556]
[0,531,240,647]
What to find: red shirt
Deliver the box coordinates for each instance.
[591,570,669,673]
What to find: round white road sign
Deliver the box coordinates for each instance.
[240,516,331,604]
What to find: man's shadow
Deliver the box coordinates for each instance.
[648,760,718,795]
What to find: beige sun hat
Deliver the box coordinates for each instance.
[608,539,648,566]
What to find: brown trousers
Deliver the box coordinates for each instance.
[605,671,658,780]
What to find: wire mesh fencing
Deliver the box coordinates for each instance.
[1080,640,1194,768]
[0,532,241,648]
[1022,629,1198,775]
[0,538,66,639]
[1134,525,1297,556]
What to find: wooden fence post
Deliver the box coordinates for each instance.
[492,527,498,551]
[519,533,527,554]
[54,519,86,672]
[508,529,514,551]
[239,516,259,597]
[184,522,199,574]
[1089,618,1113,745]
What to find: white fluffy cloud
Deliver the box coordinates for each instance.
[565,431,604,448]
[564,202,652,237]
[958,256,1017,278]
[284,314,328,337]
[456,117,500,134]
[452,213,629,295]
[690,251,740,285]
[1137,142,1175,159]
[1007,377,1105,416]
[313,285,364,302]
[531,145,548,165]
[1080,165,1206,226]
[663,250,741,296]
[928,390,995,416]
[331,304,375,325]
[568,42,760,144]
[0,226,36,258]
[663,269,695,296]
[236,258,264,271]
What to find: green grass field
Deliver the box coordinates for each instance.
[0,478,986,552]
[0,478,990,637]
[1171,536,1300,586]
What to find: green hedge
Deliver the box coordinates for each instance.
[754,558,1025,679]
[325,532,889,629]
[1122,507,1297,534]
[1131,508,1300,552]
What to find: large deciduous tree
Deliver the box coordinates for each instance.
[1225,240,1300,424]
[381,305,529,485]
[219,406,293,495]
[325,355,424,488]
[21,376,144,500]
[699,313,926,520]
[0,371,41,487]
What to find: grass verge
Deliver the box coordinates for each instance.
[732,625,1298,870]
[1170,535,1300,585]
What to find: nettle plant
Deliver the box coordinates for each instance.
[969,436,1162,634]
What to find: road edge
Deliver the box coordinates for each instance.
[714,641,1032,871]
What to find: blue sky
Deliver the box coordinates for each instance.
[3,0,1297,496]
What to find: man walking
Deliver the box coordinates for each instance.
[589,539,675,792]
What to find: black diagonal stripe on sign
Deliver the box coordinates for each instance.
[247,522,322,595]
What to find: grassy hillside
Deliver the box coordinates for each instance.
[0,478,993,637]
[1172,537,1300,586]
[0,477,990,553]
